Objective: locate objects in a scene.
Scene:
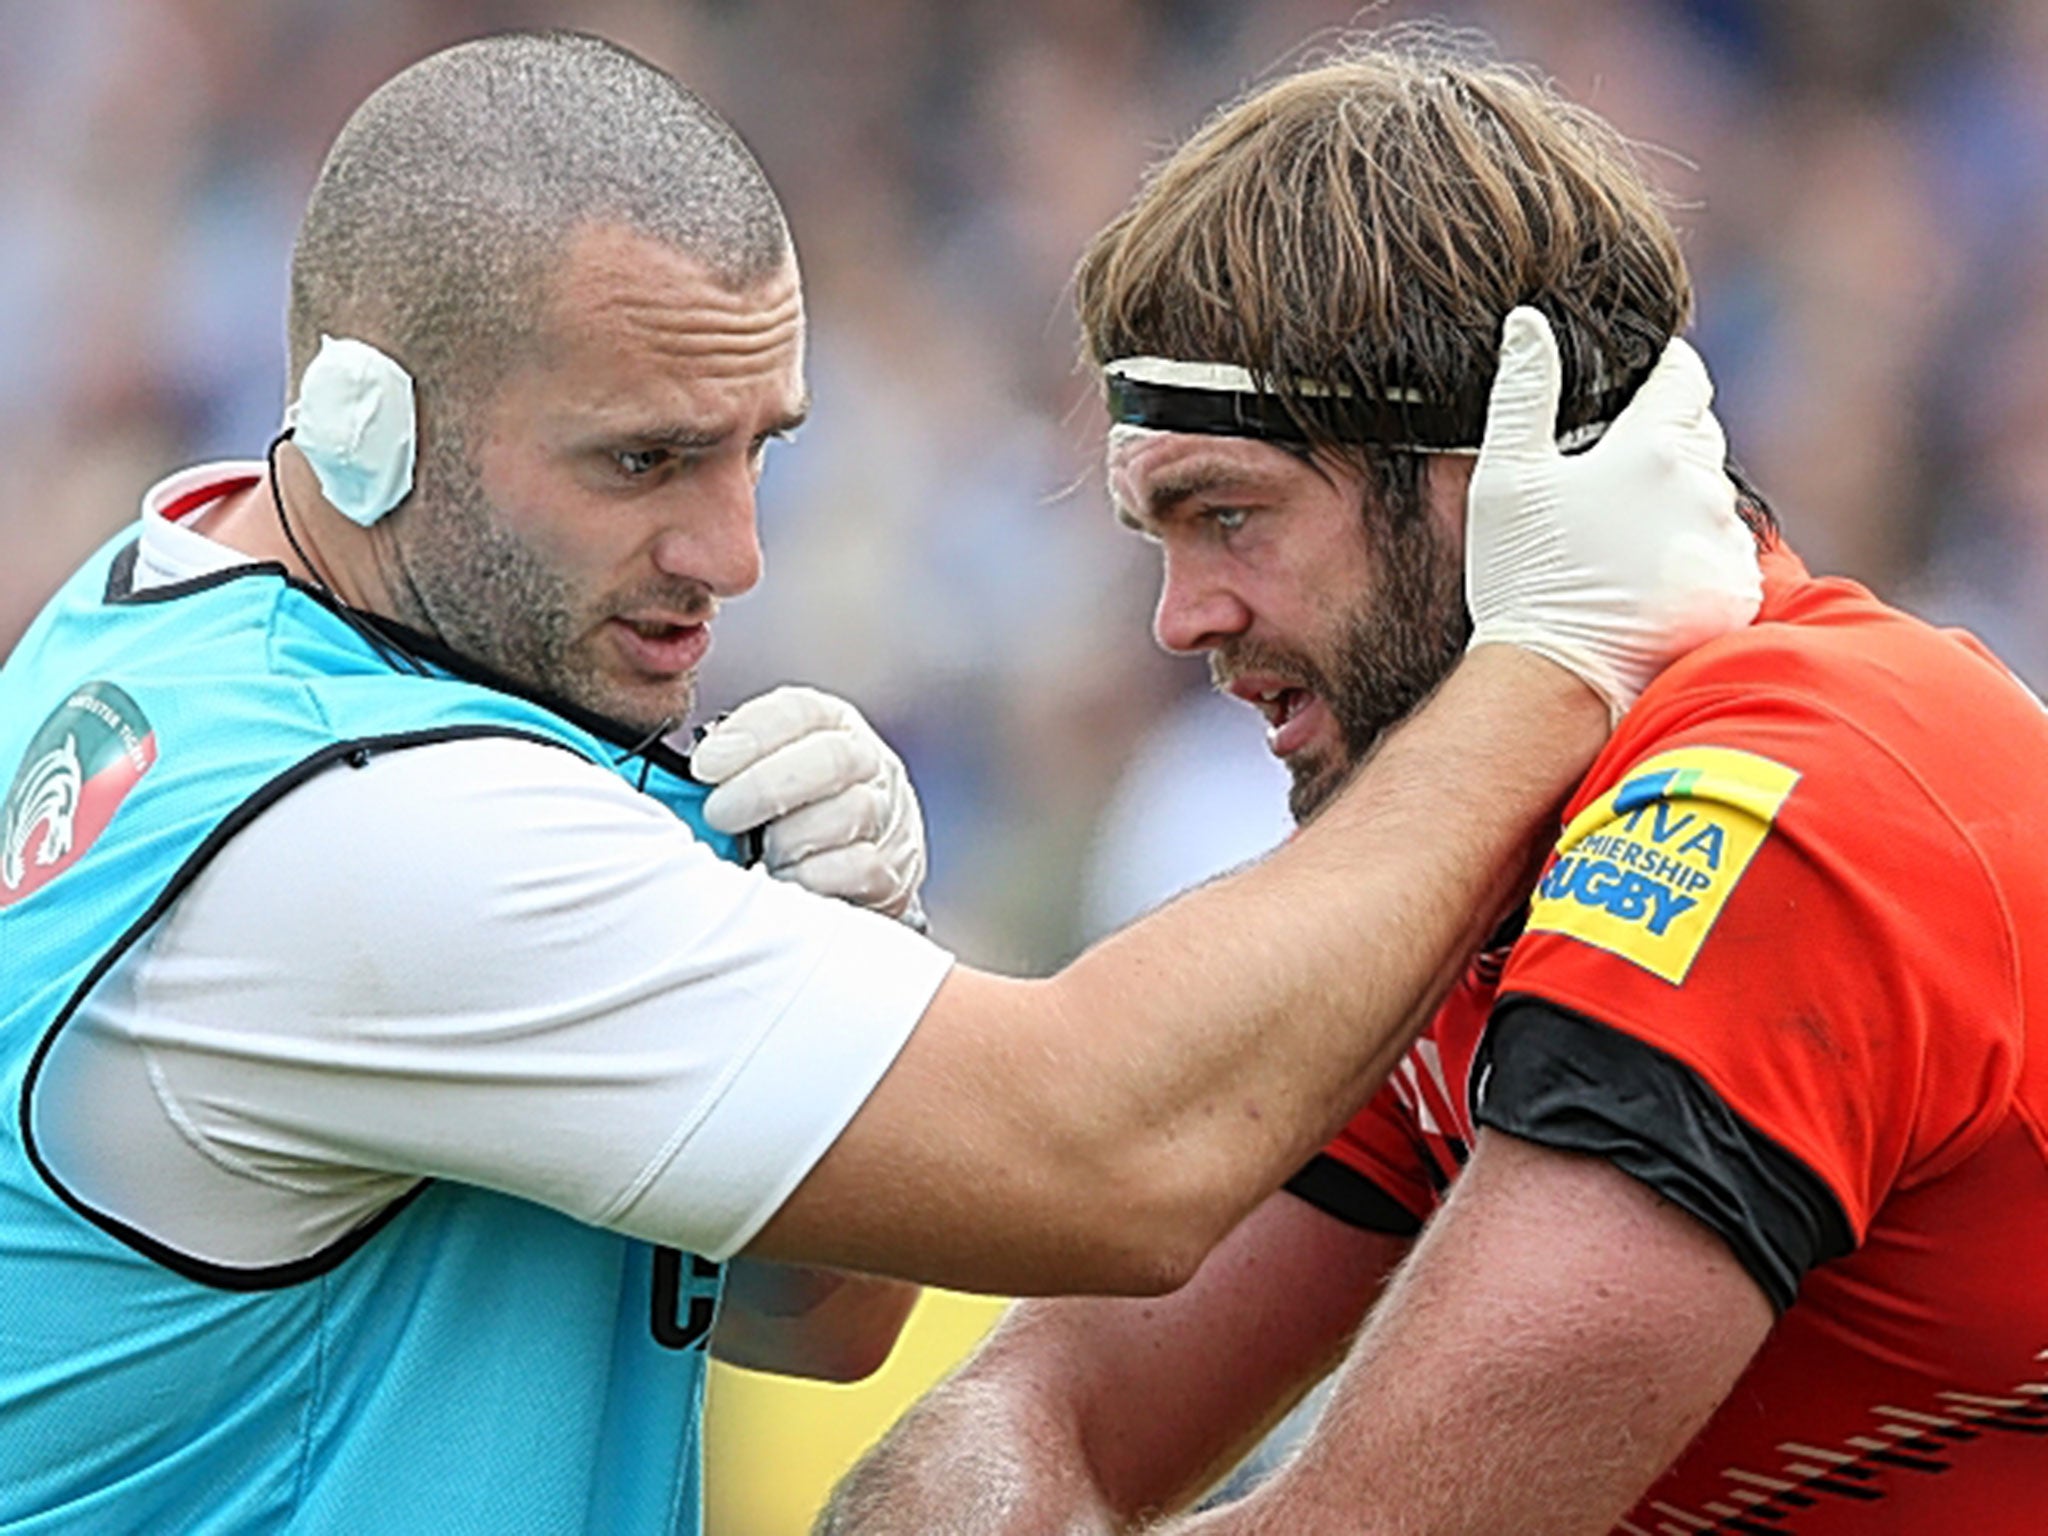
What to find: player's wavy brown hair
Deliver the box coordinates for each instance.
[1076,27,1703,478]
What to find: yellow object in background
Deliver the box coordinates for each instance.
[705,1288,1010,1536]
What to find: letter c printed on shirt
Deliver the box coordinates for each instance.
[1527,745,1801,985]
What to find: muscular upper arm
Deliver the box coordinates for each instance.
[749,952,1418,1298]
[1184,1131,1773,1536]
[751,962,1275,1296]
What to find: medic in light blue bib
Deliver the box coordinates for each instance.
[0,338,745,1535]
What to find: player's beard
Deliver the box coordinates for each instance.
[398,437,703,735]
[1221,505,1470,825]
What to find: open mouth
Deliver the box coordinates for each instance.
[1250,685,1312,732]
[609,616,710,678]
[624,618,691,642]
[1225,677,1327,759]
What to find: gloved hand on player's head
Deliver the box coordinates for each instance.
[1465,305,1761,723]
[695,686,929,925]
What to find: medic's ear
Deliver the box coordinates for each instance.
[285,335,417,527]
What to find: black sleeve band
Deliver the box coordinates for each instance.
[1475,998,1855,1312]
[1283,1154,1424,1237]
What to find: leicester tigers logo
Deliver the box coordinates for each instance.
[2,733,82,890]
[0,682,156,908]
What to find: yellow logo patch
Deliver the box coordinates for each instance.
[1527,746,1800,985]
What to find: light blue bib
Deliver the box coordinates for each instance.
[0,533,745,1533]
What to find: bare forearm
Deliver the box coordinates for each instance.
[751,648,1601,1292]
[824,1201,1396,1536]
[817,1374,1118,1536]
[1042,647,1601,1239]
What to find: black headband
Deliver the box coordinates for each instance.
[1103,355,1628,453]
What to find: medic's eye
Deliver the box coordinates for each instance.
[616,448,671,478]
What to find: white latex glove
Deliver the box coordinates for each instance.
[695,686,928,924]
[1466,306,1761,721]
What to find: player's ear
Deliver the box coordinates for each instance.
[1423,453,1476,561]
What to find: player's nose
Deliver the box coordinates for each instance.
[1152,549,1251,655]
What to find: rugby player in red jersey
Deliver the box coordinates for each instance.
[823,33,2048,1536]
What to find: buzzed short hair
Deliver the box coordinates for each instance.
[1076,25,1690,462]
[288,29,791,403]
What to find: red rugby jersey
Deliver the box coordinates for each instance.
[1311,543,2048,1533]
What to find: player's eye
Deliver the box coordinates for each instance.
[1206,506,1251,534]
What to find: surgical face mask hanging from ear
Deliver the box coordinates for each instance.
[285,334,418,527]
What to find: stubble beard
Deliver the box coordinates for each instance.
[1227,509,1471,826]
[400,444,698,735]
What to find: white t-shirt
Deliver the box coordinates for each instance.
[36,465,955,1268]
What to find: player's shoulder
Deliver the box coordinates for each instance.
[1649,575,1910,712]
[1616,557,2032,782]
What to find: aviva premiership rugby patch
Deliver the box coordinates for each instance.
[1,682,157,908]
[1528,746,1800,985]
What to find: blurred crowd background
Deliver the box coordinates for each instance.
[7,1,2046,1530]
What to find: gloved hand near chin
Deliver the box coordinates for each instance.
[1465,306,1762,722]
[694,686,929,927]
